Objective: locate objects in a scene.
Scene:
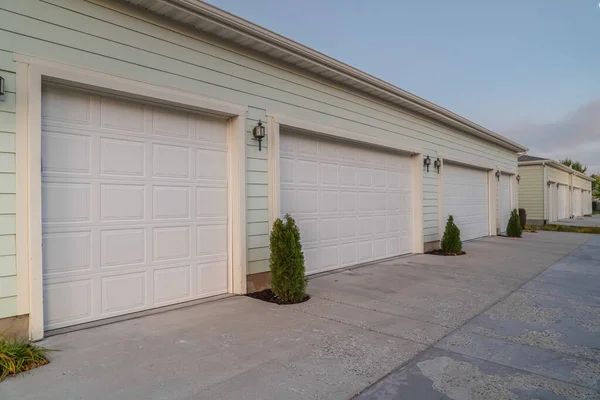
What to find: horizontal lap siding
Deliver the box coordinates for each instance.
[0,0,519,286]
[518,165,543,221]
[0,49,16,318]
[572,175,591,191]
[547,166,570,185]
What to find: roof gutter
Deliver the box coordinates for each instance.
[518,160,595,181]
[152,0,528,153]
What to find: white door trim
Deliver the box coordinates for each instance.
[266,112,423,254]
[15,55,247,340]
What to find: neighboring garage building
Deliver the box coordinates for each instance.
[0,0,526,339]
[518,155,594,225]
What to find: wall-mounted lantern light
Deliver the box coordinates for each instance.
[423,155,431,173]
[556,183,559,189]
[252,120,266,151]
[495,170,501,181]
[516,174,521,184]
[434,157,441,174]
[0,76,4,99]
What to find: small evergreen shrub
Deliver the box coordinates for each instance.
[518,208,527,229]
[441,215,462,254]
[269,214,307,303]
[506,209,523,238]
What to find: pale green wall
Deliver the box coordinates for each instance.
[0,50,16,319]
[518,165,544,221]
[0,0,519,317]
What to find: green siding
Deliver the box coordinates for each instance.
[518,165,544,221]
[0,0,521,315]
[0,46,16,319]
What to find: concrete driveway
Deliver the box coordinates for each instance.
[558,214,600,227]
[1,232,596,400]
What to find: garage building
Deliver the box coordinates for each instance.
[518,155,594,225]
[0,0,526,339]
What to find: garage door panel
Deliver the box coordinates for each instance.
[281,131,413,275]
[44,279,93,328]
[101,272,146,315]
[443,163,489,241]
[101,229,146,268]
[100,137,145,177]
[43,232,92,275]
[42,85,228,330]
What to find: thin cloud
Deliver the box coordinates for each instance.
[502,99,600,174]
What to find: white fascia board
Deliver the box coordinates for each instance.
[123,0,528,153]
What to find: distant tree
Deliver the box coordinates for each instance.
[560,158,587,174]
[592,173,600,199]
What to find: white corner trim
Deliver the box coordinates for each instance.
[267,117,280,229]
[16,56,248,339]
[488,170,497,236]
[412,154,424,253]
[270,112,421,155]
[227,116,247,295]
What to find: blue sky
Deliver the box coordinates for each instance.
[208,0,600,172]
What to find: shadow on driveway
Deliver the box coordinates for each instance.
[1,232,593,400]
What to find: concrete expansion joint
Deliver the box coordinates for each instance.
[352,235,593,399]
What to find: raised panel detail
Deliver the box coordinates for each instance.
[196,149,227,180]
[153,186,190,220]
[43,232,91,275]
[101,138,144,177]
[198,261,228,294]
[101,229,145,267]
[100,97,144,133]
[43,183,90,223]
[197,224,227,257]
[196,188,227,218]
[102,273,146,314]
[42,87,91,126]
[42,132,90,174]
[153,226,190,261]
[152,108,190,139]
[44,280,92,328]
[153,144,190,178]
[154,265,191,304]
[101,184,144,221]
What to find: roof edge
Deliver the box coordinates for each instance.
[518,159,595,182]
[149,0,528,153]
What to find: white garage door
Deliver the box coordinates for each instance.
[548,183,558,223]
[558,185,568,220]
[280,131,413,275]
[42,84,229,331]
[443,163,489,241]
[573,189,582,217]
[499,174,511,233]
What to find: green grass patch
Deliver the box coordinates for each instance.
[0,336,51,381]
[526,224,600,234]
[593,210,600,215]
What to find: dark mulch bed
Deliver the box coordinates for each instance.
[246,289,310,305]
[426,249,466,256]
